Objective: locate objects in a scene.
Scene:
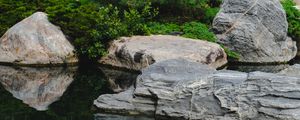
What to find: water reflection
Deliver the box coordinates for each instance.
[94,114,154,120]
[226,63,289,73]
[0,64,140,120]
[0,66,77,111]
[99,66,139,93]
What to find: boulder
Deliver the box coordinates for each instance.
[94,59,300,120]
[99,35,227,70]
[0,66,76,111]
[212,0,297,63]
[0,12,77,65]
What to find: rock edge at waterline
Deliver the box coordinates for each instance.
[94,59,300,120]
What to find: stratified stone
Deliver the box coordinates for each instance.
[94,59,300,120]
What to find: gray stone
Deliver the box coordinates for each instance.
[99,35,227,70]
[0,65,76,111]
[0,12,78,65]
[94,59,300,120]
[212,0,297,63]
[278,64,300,77]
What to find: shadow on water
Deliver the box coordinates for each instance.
[0,62,142,120]
[3,58,300,120]
[226,57,300,73]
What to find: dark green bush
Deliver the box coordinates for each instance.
[148,21,216,42]
[182,22,217,42]
[147,22,181,34]
[115,0,222,24]
[0,0,157,59]
[0,0,37,35]
[281,0,300,40]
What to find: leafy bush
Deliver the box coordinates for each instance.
[147,22,181,34]
[0,0,36,35]
[182,22,217,42]
[116,0,222,24]
[281,0,300,40]
[0,0,157,59]
[148,22,216,42]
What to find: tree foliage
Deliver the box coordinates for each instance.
[281,0,300,40]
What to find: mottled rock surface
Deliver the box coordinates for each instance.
[0,12,77,65]
[213,0,297,63]
[94,59,300,120]
[99,35,227,70]
[0,66,76,111]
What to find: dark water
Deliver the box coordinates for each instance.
[0,63,144,120]
[0,60,298,120]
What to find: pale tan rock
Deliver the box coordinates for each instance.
[0,12,77,65]
[99,35,227,70]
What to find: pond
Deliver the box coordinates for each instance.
[0,62,153,120]
[0,60,298,120]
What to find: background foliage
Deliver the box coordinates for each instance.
[281,0,300,40]
[1,0,298,60]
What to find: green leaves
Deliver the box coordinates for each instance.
[281,0,300,40]
[147,21,216,42]
[182,22,216,42]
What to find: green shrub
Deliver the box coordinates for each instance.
[182,22,217,42]
[147,22,181,34]
[281,0,300,40]
[46,3,124,59]
[203,7,220,24]
[0,0,37,35]
[115,0,222,24]
[148,21,216,42]
[0,0,157,59]
[221,45,240,60]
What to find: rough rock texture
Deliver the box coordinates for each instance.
[278,64,300,77]
[99,35,227,70]
[213,0,297,63]
[94,59,300,120]
[0,66,76,111]
[0,12,78,65]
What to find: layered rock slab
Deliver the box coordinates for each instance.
[0,12,77,65]
[94,59,300,120]
[213,0,297,63]
[99,35,227,70]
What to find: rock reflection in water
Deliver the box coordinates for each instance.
[226,63,289,73]
[0,66,76,111]
[99,66,140,93]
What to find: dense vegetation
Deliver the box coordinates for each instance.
[0,0,299,60]
[282,0,300,41]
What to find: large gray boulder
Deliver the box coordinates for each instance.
[94,59,300,120]
[0,66,76,111]
[213,0,297,63]
[0,12,78,65]
[99,35,227,70]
